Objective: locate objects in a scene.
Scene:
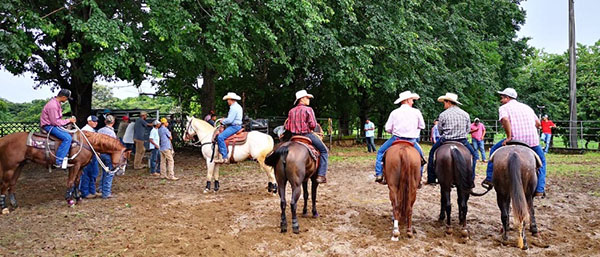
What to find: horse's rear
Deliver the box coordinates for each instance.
[383,142,420,241]
[492,145,538,249]
[0,132,31,214]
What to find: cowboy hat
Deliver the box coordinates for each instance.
[394,91,420,104]
[437,92,462,105]
[222,92,241,101]
[497,88,518,99]
[294,89,314,104]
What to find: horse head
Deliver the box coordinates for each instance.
[183,116,196,141]
[111,148,132,175]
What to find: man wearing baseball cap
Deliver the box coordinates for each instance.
[40,88,76,169]
[482,88,547,197]
[80,115,99,198]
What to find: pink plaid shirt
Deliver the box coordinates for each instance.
[385,104,425,138]
[498,100,540,147]
[40,97,70,127]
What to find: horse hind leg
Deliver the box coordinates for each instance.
[278,180,287,233]
[517,220,528,250]
[290,183,302,234]
[257,155,277,195]
[311,176,319,218]
[302,181,309,217]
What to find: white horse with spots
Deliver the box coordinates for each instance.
[183,116,276,193]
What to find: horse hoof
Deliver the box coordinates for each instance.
[391,236,399,241]
[446,227,453,235]
[302,213,309,218]
[407,232,414,238]
[292,226,300,234]
[460,229,469,238]
[203,189,210,194]
[1,208,9,215]
[67,199,75,206]
[312,212,319,218]
[280,227,287,233]
[532,232,539,237]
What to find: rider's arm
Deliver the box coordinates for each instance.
[307,108,317,130]
[535,119,541,129]
[221,107,236,125]
[501,117,512,142]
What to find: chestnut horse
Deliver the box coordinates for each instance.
[491,144,539,250]
[383,140,421,241]
[0,130,130,214]
[433,142,474,236]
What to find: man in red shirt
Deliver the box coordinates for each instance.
[285,90,328,183]
[540,114,556,153]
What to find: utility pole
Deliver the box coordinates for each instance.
[568,0,578,148]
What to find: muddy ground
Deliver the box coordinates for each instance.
[1,146,599,256]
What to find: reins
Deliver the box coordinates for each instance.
[74,124,122,175]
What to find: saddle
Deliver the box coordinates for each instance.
[26,129,83,163]
[213,126,249,164]
[291,136,320,164]
[489,143,543,168]
[391,139,414,147]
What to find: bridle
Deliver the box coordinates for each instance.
[184,118,214,148]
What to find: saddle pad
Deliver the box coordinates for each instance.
[391,139,414,147]
[290,135,312,145]
[27,132,81,150]
[489,145,542,168]
[291,139,320,163]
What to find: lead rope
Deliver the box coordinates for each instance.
[74,124,114,174]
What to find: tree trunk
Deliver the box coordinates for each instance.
[68,78,93,128]
[201,68,216,117]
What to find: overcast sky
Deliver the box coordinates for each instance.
[1,0,598,103]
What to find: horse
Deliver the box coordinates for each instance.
[0,130,130,214]
[433,142,474,236]
[383,140,421,241]
[490,144,539,250]
[264,129,323,234]
[183,116,276,193]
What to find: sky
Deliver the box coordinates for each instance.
[1,0,599,104]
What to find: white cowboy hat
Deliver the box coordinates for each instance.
[394,91,420,104]
[497,88,518,99]
[222,92,241,101]
[294,89,314,104]
[437,92,462,105]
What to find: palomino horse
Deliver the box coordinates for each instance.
[433,142,473,236]
[183,116,275,193]
[264,128,323,234]
[491,144,539,250]
[0,130,130,213]
[383,140,421,241]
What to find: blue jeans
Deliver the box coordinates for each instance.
[302,133,329,177]
[79,155,99,197]
[541,133,551,153]
[472,138,486,161]
[217,125,242,159]
[366,136,376,152]
[485,139,547,193]
[43,126,72,165]
[99,154,115,198]
[375,136,424,177]
[427,138,477,183]
[150,148,160,173]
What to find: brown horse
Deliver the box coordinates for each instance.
[0,130,130,214]
[491,144,539,249]
[434,142,473,236]
[383,141,421,241]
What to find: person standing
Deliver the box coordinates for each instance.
[431,119,440,144]
[96,109,111,130]
[285,90,329,183]
[159,118,178,180]
[40,89,77,169]
[364,119,376,153]
[470,118,487,162]
[374,91,425,184]
[482,88,547,197]
[122,121,135,151]
[80,115,99,199]
[426,93,477,186]
[149,120,161,176]
[214,92,243,164]
[540,114,556,153]
[117,116,130,143]
[98,115,118,199]
[133,111,152,169]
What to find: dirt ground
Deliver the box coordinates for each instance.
[1,146,599,256]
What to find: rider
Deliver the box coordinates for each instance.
[426,93,477,187]
[482,88,547,197]
[40,88,77,169]
[374,91,426,184]
[285,89,328,184]
[214,92,243,164]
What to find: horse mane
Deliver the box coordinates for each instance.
[193,117,216,131]
[82,131,124,153]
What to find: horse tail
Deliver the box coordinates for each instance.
[265,144,289,169]
[508,152,529,224]
[450,146,471,191]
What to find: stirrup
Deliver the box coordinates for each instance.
[481,180,493,190]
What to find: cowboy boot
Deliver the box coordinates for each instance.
[214,180,220,192]
[203,181,211,193]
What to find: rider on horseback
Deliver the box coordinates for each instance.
[214,92,243,164]
[374,91,426,184]
[285,90,329,184]
[40,89,76,169]
[481,88,547,197]
[426,93,477,186]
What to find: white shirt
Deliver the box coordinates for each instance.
[149,127,160,150]
[81,124,96,132]
[384,104,425,138]
[123,123,135,144]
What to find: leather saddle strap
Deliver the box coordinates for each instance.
[229,138,237,163]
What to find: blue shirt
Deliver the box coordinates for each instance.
[432,124,440,139]
[134,118,149,140]
[364,121,375,137]
[158,126,172,151]
[222,102,243,126]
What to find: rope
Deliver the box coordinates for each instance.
[74,124,114,174]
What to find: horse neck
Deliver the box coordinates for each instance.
[193,118,216,142]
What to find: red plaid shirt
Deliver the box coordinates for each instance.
[286,103,317,134]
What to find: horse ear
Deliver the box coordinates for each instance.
[187,115,192,121]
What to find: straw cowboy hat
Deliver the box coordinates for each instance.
[222,92,241,101]
[437,92,462,105]
[394,91,420,104]
[294,89,314,104]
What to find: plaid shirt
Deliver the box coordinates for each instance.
[499,100,540,147]
[286,103,317,134]
[438,106,471,140]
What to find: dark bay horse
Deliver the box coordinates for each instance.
[383,141,421,241]
[434,142,473,236]
[0,131,130,214]
[491,144,539,250]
